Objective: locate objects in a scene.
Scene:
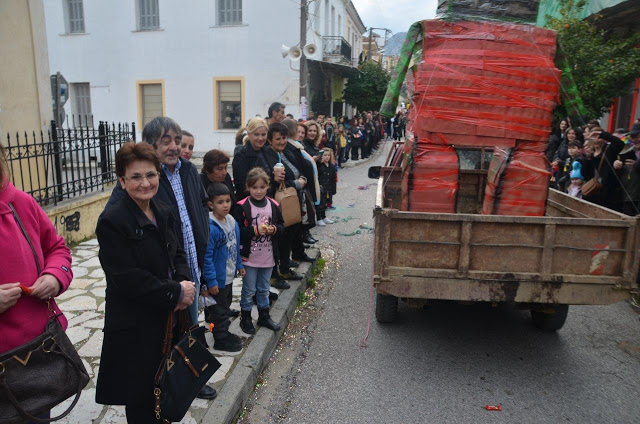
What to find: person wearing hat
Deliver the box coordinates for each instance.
[619,122,640,216]
[568,161,584,198]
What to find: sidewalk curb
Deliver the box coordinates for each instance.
[201,248,321,424]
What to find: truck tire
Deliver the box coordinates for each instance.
[531,305,569,331]
[375,293,398,323]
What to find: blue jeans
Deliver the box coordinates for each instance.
[241,266,272,310]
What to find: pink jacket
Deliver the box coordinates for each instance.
[0,181,73,353]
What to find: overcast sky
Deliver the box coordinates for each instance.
[351,0,438,35]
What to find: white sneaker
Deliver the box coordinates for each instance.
[323,217,335,224]
[317,219,327,227]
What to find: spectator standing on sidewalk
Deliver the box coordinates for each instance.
[620,122,640,216]
[180,130,195,161]
[267,102,286,127]
[96,142,198,421]
[201,149,235,206]
[0,142,74,422]
[316,149,337,227]
[287,119,320,250]
[350,117,365,160]
[232,117,280,200]
[583,127,625,212]
[202,183,245,352]
[336,124,348,167]
[102,118,216,400]
[233,168,283,335]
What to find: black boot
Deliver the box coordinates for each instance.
[303,233,316,244]
[257,308,281,331]
[240,310,255,335]
[213,333,243,352]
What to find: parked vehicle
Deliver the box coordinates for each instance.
[369,142,639,330]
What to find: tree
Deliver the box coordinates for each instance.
[343,61,390,112]
[546,0,640,121]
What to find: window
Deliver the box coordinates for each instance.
[138,0,159,31]
[214,79,243,130]
[72,83,92,125]
[137,82,164,128]
[65,0,85,33]
[218,0,242,26]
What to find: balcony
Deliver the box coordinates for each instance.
[322,36,352,66]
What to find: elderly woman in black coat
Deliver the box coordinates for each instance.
[95,142,196,423]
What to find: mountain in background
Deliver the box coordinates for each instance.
[384,32,407,56]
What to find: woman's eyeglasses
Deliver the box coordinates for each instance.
[123,172,160,185]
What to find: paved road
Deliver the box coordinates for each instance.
[243,141,640,424]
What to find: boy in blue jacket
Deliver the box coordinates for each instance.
[203,183,245,352]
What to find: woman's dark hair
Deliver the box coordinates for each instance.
[246,167,270,188]
[206,182,230,201]
[202,149,230,173]
[115,141,161,178]
[0,143,9,187]
[268,122,289,141]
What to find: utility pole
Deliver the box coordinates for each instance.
[367,27,373,61]
[300,0,308,103]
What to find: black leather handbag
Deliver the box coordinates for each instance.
[153,312,220,423]
[0,203,90,423]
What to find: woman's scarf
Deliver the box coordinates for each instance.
[288,138,321,204]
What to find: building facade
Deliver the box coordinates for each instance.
[44,0,365,154]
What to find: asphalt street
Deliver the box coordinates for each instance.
[244,141,640,424]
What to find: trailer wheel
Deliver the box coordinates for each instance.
[376,293,398,323]
[531,305,569,331]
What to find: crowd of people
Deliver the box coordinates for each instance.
[546,118,640,216]
[95,103,392,421]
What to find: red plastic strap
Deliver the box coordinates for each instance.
[415,106,552,128]
[413,109,552,138]
[414,71,558,93]
[423,57,559,84]
[429,48,555,65]
[418,85,558,102]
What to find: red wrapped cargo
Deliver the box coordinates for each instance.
[400,19,559,216]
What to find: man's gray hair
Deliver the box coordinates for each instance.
[142,117,182,146]
[281,118,298,139]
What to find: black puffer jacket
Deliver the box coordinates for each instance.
[231,144,273,200]
[103,158,209,269]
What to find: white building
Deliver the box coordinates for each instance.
[44,0,365,154]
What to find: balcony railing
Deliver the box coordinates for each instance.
[322,36,352,65]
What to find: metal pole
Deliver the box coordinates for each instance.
[300,0,308,103]
[367,27,373,61]
[51,120,64,203]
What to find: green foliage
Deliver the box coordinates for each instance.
[297,291,310,307]
[343,61,391,112]
[547,0,640,121]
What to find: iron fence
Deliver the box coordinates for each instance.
[4,116,135,207]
